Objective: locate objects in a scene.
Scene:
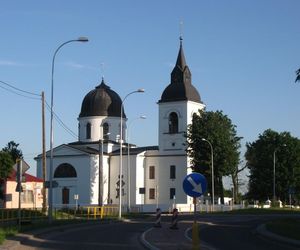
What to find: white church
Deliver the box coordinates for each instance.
[36,38,205,210]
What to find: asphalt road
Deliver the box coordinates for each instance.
[196,214,299,250]
[14,220,151,250]
[6,214,300,250]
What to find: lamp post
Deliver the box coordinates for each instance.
[126,115,146,212]
[201,138,214,212]
[49,37,88,223]
[119,89,145,219]
[273,144,286,203]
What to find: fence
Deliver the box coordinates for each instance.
[82,206,119,219]
[0,208,47,227]
[0,205,120,227]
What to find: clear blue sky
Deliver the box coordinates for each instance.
[1,0,300,181]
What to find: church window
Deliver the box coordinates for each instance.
[169,112,178,133]
[54,163,77,178]
[103,122,109,139]
[170,188,176,199]
[86,123,91,139]
[170,165,176,179]
[149,166,155,179]
[149,188,155,199]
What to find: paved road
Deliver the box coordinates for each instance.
[4,214,300,250]
[11,220,150,250]
[196,214,300,250]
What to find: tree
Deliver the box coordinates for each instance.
[295,68,300,83]
[186,110,241,204]
[0,151,14,180]
[0,151,14,201]
[245,129,300,204]
[231,161,247,203]
[2,141,23,162]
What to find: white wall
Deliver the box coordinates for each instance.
[52,155,97,206]
[78,116,127,143]
[36,145,98,206]
[158,101,187,154]
[158,100,204,155]
[144,153,189,205]
[135,153,146,205]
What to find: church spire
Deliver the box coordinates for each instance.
[170,37,190,85]
[175,36,187,71]
[159,37,201,104]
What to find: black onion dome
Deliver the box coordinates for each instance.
[159,39,202,103]
[79,79,126,118]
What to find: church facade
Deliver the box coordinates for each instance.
[36,39,205,210]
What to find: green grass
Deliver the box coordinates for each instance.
[0,227,18,244]
[214,208,300,215]
[266,218,300,241]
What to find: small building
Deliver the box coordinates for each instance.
[1,170,43,209]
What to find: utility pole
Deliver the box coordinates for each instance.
[41,92,47,213]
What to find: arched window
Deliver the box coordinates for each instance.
[54,163,77,178]
[86,122,91,139]
[103,122,109,140]
[169,112,178,133]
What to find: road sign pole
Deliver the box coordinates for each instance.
[192,197,199,249]
[17,159,22,229]
[183,173,207,250]
[193,197,197,223]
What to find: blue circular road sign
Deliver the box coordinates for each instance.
[183,173,207,197]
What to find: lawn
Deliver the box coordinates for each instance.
[216,207,300,215]
[266,218,300,241]
[0,227,18,244]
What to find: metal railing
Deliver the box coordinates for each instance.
[0,208,47,227]
[0,205,120,227]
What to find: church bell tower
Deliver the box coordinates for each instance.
[158,38,205,154]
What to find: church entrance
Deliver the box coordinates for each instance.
[62,187,69,204]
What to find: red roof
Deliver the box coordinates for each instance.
[7,170,43,182]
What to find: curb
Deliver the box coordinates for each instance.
[140,227,160,250]
[185,226,217,250]
[256,224,300,247]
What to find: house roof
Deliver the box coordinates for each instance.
[110,146,159,156]
[7,170,43,182]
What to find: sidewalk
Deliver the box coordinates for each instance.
[141,220,214,250]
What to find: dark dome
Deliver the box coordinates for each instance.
[160,80,201,103]
[79,79,126,118]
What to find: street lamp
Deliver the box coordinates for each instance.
[119,89,145,219]
[49,37,88,223]
[126,115,146,212]
[201,138,214,212]
[273,144,286,203]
